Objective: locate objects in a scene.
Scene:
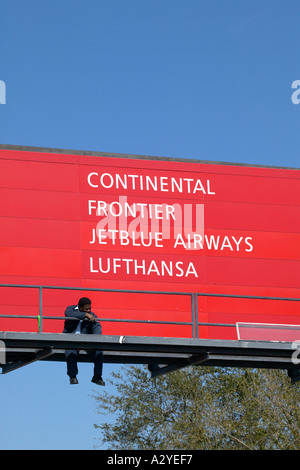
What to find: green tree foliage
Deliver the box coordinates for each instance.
[93,366,300,450]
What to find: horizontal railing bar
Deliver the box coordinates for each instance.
[197,322,236,328]
[0,284,300,301]
[197,322,298,329]
[237,323,300,331]
[0,284,192,296]
[0,315,39,319]
[0,284,40,289]
[1,316,298,330]
[44,287,192,296]
[44,317,192,325]
[0,315,192,326]
[196,293,300,302]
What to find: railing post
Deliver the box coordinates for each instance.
[38,287,43,332]
[191,293,199,339]
[191,294,195,338]
[194,293,199,339]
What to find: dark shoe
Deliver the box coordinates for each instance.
[91,376,105,386]
[70,376,79,384]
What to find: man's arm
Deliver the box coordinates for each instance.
[85,313,97,322]
[65,306,98,322]
[64,305,86,320]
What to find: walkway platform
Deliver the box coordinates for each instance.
[0,332,299,381]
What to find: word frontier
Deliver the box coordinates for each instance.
[88,200,176,220]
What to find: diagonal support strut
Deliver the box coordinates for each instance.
[1,347,54,374]
[149,352,209,378]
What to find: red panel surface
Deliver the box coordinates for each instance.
[0,158,78,192]
[0,246,81,278]
[0,187,80,220]
[0,147,299,340]
[0,218,80,249]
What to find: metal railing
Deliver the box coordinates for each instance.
[0,283,299,340]
[0,284,196,336]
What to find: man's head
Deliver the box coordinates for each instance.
[78,297,92,312]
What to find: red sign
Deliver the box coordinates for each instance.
[0,146,299,339]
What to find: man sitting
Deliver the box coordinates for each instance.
[63,297,105,386]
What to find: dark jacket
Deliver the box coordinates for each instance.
[62,305,102,334]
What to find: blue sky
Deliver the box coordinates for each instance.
[0,0,299,450]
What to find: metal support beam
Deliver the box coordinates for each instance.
[1,347,53,374]
[149,353,209,378]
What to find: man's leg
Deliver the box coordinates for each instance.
[65,349,79,384]
[91,351,105,385]
[92,350,104,378]
[91,322,105,386]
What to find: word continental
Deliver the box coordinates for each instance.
[87,172,216,195]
